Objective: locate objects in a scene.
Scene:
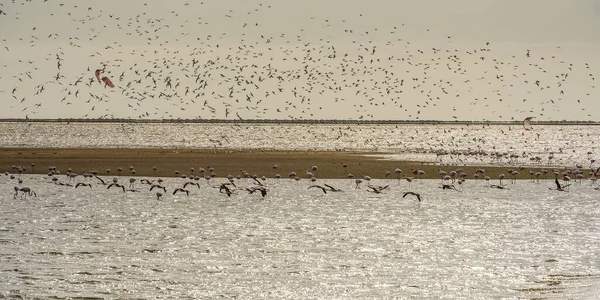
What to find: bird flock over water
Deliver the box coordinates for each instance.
[0,0,597,121]
[7,163,600,202]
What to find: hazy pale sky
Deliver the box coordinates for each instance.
[1,0,599,121]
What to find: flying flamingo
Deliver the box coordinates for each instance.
[402,175,414,187]
[308,184,329,194]
[107,183,126,192]
[246,186,268,197]
[402,191,421,202]
[550,178,570,192]
[173,188,190,196]
[75,182,92,188]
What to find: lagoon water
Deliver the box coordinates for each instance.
[2,122,600,168]
[2,175,600,299]
[1,122,600,298]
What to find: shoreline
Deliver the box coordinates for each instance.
[0,147,569,181]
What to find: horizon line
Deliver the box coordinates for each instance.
[1,118,600,125]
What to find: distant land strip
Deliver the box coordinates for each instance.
[1,118,600,125]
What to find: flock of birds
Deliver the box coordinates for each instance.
[1,0,597,121]
[8,163,600,202]
[8,169,421,202]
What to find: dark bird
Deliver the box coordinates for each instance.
[402,191,421,202]
[107,183,126,192]
[173,188,190,196]
[150,183,167,193]
[550,178,570,192]
[75,182,92,188]
[367,184,390,193]
[245,186,267,197]
[308,184,328,194]
[440,184,459,191]
[217,182,235,197]
[183,181,200,189]
[13,186,36,199]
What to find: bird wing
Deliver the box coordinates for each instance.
[308,185,326,193]
[95,175,106,185]
[220,185,231,193]
[403,191,421,201]
[555,178,561,190]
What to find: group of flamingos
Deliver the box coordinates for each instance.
[8,164,600,201]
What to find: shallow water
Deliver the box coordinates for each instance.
[2,122,600,168]
[2,174,600,299]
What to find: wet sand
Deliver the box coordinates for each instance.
[1,147,545,181]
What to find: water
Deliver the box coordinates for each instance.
[2,174,600,299]
[2,122,599,167]
[1,122,600,298]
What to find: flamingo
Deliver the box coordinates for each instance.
[490,184,510,190]
[402,175,415,186]
[245,186,267,197]
[150,183,167,193]
[550,178,570,192]
[354,179,363,189]
[561,175,572,190]
[216,182,236,197]
[308,184,329,194]
[510,170,519,184]
[367,184,389,194]
[438,169,448,182]
[183,181,200,189]
[323,184,342,192]
[75,182,92,188]
[14,186,36,199]
[107,183,126,192]
[172,188,190,196]
[402,191,421,202]
[394,168,403,180]
[440,184,459,191]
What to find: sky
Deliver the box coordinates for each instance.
[0,0,599,121]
